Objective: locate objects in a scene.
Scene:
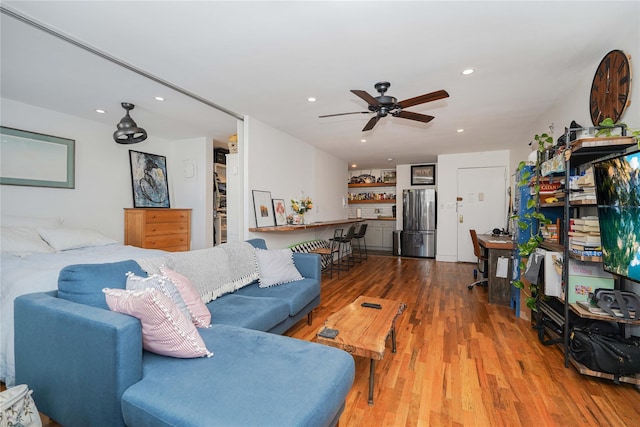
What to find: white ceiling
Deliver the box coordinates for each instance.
[1,1,639,169]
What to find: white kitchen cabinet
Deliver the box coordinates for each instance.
[365,220,395,250]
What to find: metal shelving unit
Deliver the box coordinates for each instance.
[534,125,640,384]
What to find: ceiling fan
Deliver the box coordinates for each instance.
[319,81,449,131]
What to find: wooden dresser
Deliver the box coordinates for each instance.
[124,208,191,252]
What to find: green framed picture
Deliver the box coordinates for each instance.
[0,126,75,189]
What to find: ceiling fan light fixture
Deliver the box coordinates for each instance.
[113,102,147,144]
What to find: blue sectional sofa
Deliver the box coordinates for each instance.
[14,239,355,427]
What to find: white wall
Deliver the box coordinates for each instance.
[169,137,214,249]
[244,116,348,248]
[0,98,211,249]
[436,150,510,262]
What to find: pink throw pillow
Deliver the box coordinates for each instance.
[103,287,213,358]
[161,265,212,328]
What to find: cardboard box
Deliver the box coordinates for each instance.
[568,260,614,303]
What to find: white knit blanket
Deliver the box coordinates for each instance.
[136,241,259,303]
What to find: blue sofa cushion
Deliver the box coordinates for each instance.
[121,324,355,427]
[58,260,146,309]
[208,294,290,331]
[235,279,320,316]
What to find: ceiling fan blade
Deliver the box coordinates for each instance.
[351,90,381,106]
[362,115,381,132]
[398,89,449,109]
[395,110,435,124]
[318,111,369,118]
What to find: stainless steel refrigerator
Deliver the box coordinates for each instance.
[401,189,436,258]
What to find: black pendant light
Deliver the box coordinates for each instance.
[113,102,147,144]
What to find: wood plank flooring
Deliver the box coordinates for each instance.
[286,255,640,427]
[15,254,640,426]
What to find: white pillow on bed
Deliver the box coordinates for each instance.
[37,227,116,251]
[0,226,55,254]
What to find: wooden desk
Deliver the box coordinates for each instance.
[476,234,514,306]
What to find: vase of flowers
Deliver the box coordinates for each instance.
[290,197,313,225]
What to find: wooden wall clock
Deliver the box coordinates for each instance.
[589,49,632,126]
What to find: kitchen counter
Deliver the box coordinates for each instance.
[352,217,396,221]
[248,218,364,232]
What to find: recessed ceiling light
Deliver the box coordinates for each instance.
[457,128,464,133]
[387,158,393,161]
[155,96,165,101]
[307,97,316,102]
[462,69,475,75]
[95,109,106,114]
[351,164,357,168]
[360,139,366,143]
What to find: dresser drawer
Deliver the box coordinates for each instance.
[124,208,192,251]
[144,222,189,236]
[143,234,189,250]
[145,210,190,223]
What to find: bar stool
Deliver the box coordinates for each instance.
[352,223,368,262]
[331,225,356,270]
[309,229,342,278]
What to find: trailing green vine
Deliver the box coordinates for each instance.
[511,133,553,311]
[594,117,640,140]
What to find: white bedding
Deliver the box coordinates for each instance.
[0,243,167,386]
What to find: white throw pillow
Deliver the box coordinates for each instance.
[254,248,303,288]
[0,226,55,254]
[37,228,116,251]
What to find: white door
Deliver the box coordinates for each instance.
[457,166,507,262]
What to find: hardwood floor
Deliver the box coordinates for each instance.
[286,255,640,427]
[15,255,639,426]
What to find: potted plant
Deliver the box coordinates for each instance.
[594,117,640,141]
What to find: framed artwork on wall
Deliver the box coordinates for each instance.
[272,198,287,226]
[382,169,397,183]
[411,164,436,186]
[129,150,170,208]
[0,126,75,189]
[252,190,275,227]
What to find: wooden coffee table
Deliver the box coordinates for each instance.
[315,296,406,405]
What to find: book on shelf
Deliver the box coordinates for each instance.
[570,243,602,252]
[568,231,600,240]
[570,236,601,246]
[571,224,600,232]
[572,216,599,225]
[570,248,603,257]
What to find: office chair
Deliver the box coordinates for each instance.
[468,229,489,291]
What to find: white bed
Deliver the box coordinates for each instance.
[1,218,166,386]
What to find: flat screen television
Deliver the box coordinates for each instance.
[592,151,640,284]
